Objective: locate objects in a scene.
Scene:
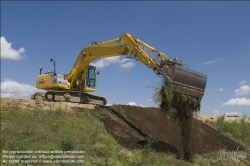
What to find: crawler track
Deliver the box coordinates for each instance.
[31,90,107,105]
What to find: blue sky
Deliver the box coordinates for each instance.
[1,1,250,116]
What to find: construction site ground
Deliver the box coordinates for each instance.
[94,105,248,156]
[1,98,248,157]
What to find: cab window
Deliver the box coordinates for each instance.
[86,67,96,87]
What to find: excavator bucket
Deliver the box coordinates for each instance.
[159,60,207,99]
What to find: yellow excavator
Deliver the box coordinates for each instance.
[31,33,207,105]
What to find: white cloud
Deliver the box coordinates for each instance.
[219,58,225,62]
[213,110,242,117]
[127,102,150,107]
[120,58,131,63]
[239,80,246,86]
[213,110,219,114]
[127,102,136,106]
[225,112,242,117]
[218,88,224,92]
[90,57,135,69]
[222,98,250,106]
[90,59,106,68]
[234,85,250,96]
[213,109,224,116]
[90,57,119,68]
[1,78,43,98]
[203,60,215,65]
[203,58,225,65]
[1,37,25,60]
[120,62,135,69]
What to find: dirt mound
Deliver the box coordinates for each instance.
[94,105,247,156]
[1,98,95,111]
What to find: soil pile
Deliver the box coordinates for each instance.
[94,105,247,157]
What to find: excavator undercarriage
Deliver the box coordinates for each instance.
[31,91,107,105]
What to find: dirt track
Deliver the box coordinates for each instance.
[1,98,95,111]
[94,105,247,156]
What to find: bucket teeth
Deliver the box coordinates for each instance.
[168,84,204,99]
[159,61,207,99]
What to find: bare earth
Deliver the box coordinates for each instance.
[94,105,248,157]
[1,97,95,111]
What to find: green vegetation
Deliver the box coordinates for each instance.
[1,104,249,165]
[207,115,250,149]
[153,82,201,161]
[0,106,186,166]
[153,82,200,112]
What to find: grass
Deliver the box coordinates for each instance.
[152,82,202,161]
[1,104,249,166]
[152,82,201,112]
[207,115,250,149]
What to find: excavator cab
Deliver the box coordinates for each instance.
[158,58,207,99]
[85,65,97,88]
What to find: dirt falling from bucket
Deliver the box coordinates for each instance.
[154,83,201,160]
